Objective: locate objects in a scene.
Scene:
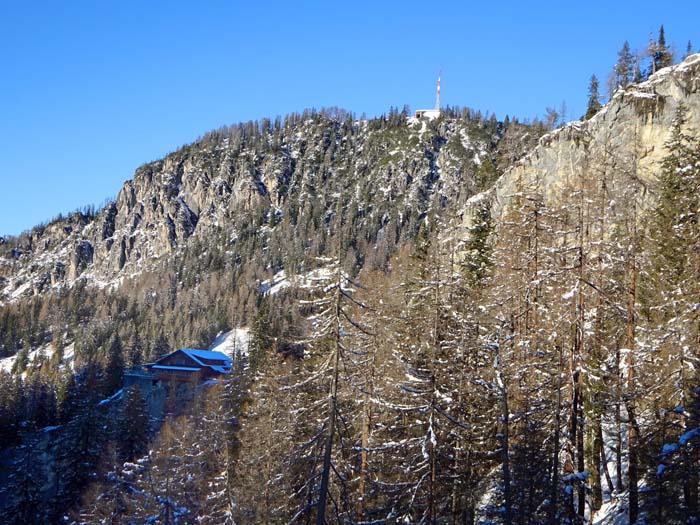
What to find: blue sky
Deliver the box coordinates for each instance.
[1,1,698,236]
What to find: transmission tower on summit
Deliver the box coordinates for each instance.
[415,71,442,120]
[435,70,441,110]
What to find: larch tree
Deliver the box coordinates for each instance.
[283,255,370,524]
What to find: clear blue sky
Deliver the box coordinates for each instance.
[1,1,698,236]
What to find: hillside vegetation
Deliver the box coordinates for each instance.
[1,50,700,524]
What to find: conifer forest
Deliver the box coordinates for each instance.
[1,27,700,525]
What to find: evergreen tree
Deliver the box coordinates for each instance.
[151,333,170,362]
[585,74,602,119]
[117,386,149,461]
[651,25,674,73]
[103,335,124,396]
[462,203,493,286]
[53,364,107,516]
[642,105,700,521]
[614,40,633,90]
[4,433,46,524]
[247,296,273,375]
[0,371,21,447]
[128,332,143,368]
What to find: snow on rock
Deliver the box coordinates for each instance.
[260,269,291,295]
[62,341,76,366]
[0,343,51,374]
[210,327,250,357]
[629,91,659,99]
[260,265,337,296]
[0,353,18,374]
[0,340,75,376]
[10,280,32,299]
[465,190,490,207]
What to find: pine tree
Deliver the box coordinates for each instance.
[0,371,21,447]
[585,74,602,120]
[53,364,107,515]
[117,386,149,461]
[103,334,124,396]
[614,41,633,90]
[643,104,700,522]
[149,333,170,363]
[247,296,273,375]
[5,432,46,523]
[128,332,143,368]
[651,25,674,74]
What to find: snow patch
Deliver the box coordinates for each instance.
[260,266,337,296]
[210,328,250,357]
[98,388,124,406]
[0,340,75,376]
[10,280,32,299]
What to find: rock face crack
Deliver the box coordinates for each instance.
[68,240,94,280]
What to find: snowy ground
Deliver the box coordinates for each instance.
[0,341,75,376]
[210,328,250,357]
[260,266,337,296]
[591,407,642,525]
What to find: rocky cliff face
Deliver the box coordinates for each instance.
[0,112,500,303]
[459,54,700,233]
[9,55,698,306]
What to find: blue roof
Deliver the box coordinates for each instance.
[148,348,232,376]
[152,365,201,372]
[180,348,233,365]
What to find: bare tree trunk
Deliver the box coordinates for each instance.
[590,299,604,512]
[615,344,625,494]
[427,260,441,525]
[357,390,370,521]
[575,183,587,521]
[599,422,615,498]
[315,352,338,525]
[591,412,603,510]
[682,328,700,522]
[626,224,639,525]
[549,347,563,525]
[497,335,512,525]
[568,333,581,523]
[451,371,465,524]
[316,276,342,525]
[501,388,512,525]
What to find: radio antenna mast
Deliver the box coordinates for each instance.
[435,70,441,111]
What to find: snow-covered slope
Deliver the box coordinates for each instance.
[0,341,75,376]
[210,328,250,357]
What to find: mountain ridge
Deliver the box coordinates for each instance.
[456,54,700,236]
[1,108,516,304]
